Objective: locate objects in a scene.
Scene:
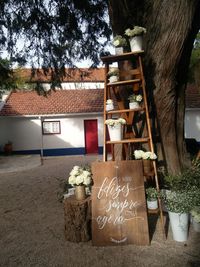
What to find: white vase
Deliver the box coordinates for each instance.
[106,103,114,111]
[115,47,124,55]
[108,124,122,141]
[129,102,140,109]
[147,199,158,210]
[168,211,189,242]
[109,75,118,83]
[129,36,143,52]
[193,219,200,232]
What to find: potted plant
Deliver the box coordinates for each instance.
[106,99,114,111]
[4,141,13,155]
[161,188,194,242]
[146,187,158,210]
[107,68,119,83]
[191,206,200,232]
[128,94,143,109]
[112,35,127,54]
[105,118,126,141]
[125,26,146,52]
[134,150,157,173]
[161,167,200,242]
[68,165,92,200]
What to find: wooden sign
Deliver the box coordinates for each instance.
[91,160,149,246]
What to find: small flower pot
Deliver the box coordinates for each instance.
[129,36,143,52]
[129,102,140,109]
[108,124,122,141]
[115,47,124,55]
[109,75,118,83]
[147,199,158,210]
[106,103,114,111]
[4,143,13,155]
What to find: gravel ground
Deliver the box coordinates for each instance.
[0,155,200,267]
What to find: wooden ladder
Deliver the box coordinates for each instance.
[101,51,165,239]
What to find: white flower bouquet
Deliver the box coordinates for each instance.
[105,118,126,128]
[106,99,113,104]
[134,150,157,160]
[125,26,146,37]
[128,94,143,103]
[107,67,119,78]
[68,165,92,187]
[112,35,127,47]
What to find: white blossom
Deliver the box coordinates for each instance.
[134,150,144,159]
[106,99,113,104]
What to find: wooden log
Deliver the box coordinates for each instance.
[63,196,91,242]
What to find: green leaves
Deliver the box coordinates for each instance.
[0,0,111,68]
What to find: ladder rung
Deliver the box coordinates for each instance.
[106,107,145,114]
[107,79,141,87]
[147,208,159,214]
[106,137,150,144]
[101,51,144,63]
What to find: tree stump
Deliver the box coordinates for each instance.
[63,196,91,242]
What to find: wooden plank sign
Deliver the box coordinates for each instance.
[91,160,149,246]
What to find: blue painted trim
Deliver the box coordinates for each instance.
[13,150,41,155]
[10,147,102,156]
[98,146,103,154]
[43,147,85,156]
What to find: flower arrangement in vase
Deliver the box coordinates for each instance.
[134,150,157,173]
[125,26,146,52]
[107,67,119,83]
[112,35,127,54]
[68,165,92,200]
[160,167,200,242]
[128,94,143,109]
[106,99,114,111]
[105,118,126,141]
[146,187,159,210]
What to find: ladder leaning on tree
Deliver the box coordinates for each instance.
[101,51,165,239]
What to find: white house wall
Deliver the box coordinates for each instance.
[42,82,104,91]
[0,114,104,156]
[185,109,200,142]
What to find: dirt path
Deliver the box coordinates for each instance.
[0,155,200,267]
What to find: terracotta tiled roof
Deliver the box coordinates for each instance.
[186,84,200,108]
[16,68,104,83]
[0,90,104,116]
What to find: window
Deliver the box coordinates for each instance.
[42,121,61,135]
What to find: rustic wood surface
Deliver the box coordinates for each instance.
[91,160,149,246]
[63,196,91,242]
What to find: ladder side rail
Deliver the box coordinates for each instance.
[103,63,109,162]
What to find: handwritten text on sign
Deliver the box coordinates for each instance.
[96,176,144,229]
[92,161,149,246]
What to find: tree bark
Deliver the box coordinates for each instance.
[108,0,200,174]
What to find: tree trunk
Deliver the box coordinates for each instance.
[108,0,200,174]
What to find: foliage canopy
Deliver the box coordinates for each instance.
[0,0,111,69]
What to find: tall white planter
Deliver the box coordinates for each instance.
[108,124,122,141]
[129,36,143,52]
[168,211,189,242]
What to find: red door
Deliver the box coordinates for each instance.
[84,120,98,154]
